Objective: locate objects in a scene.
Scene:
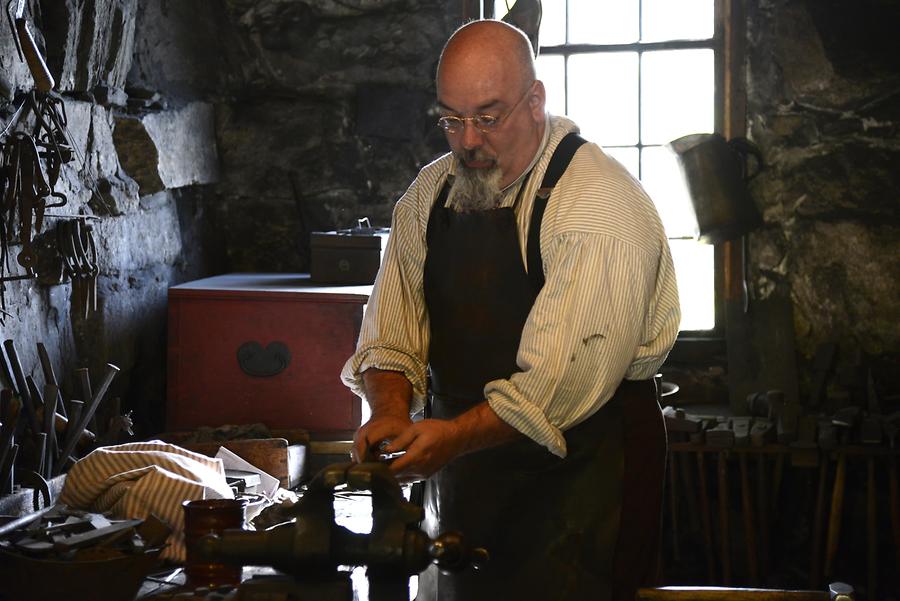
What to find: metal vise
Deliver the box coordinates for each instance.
[198,462,487,601]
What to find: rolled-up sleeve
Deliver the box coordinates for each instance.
[485,232,679,456]
[340,175,436,413]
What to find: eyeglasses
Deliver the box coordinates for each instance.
[437,83,534,135]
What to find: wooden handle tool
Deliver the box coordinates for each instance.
[696,451,716,582]
[718,451,732,585]
[57,364,118,469]
[3,339,40,442]
[14,18,54,93]
[36,342,66,418]
[824,452,847,579]
[739,452,759,584]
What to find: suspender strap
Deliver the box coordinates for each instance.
[426,179,452,246]
[526,132,587,291]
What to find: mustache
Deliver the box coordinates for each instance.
[457,149,496,164]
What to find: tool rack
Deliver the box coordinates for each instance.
[662,441,899,600]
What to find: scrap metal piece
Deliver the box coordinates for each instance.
[663,406,702,434]
[859,415,882,445]
[732,417,752,447]
[777,400,801,444]
[745,391,771,418]
[818,419,837,450]
[750,418,774,447]
[706,419,735,448]
[18,468,51,511]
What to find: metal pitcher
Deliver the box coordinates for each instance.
[668,133,763,244]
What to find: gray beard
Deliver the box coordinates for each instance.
[446,162,503,212]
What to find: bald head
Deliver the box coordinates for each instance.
[437,20,536,96]
[434,20,546,190]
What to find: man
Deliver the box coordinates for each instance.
[341,19,680,601]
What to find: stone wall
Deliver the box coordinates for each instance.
[745,0,900,408]
[203,0,460,271]
[0,0,224,439]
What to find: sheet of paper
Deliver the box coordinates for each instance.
[215,446,280,498]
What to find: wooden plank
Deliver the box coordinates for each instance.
[637,587,827,601]
[160,430,310,489]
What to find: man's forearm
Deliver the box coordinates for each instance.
[361,368,413,418]
[450,401,523,455]
[381,400,526,479]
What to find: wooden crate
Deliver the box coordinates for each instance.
[167,273,371,437]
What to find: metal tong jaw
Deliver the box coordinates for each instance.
[1,131,50,276]
[57,219,99,319]
[0,94,72,284]
[30,92,72,211]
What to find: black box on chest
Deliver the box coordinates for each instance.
[310,227,389,285]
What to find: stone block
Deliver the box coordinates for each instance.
[94,84,128,107]
[356,84,428,140]
[42,0,138,92]
[91,174,139,216]
[113,102,219,195]
[126,0,242,99]
[92,198,182,274]
[0,16,37,97]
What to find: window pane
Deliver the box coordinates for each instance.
[642,0,715,42]
[670,239,715,331]
[568,52,638,145]
[640,146,698,239]
[641,49,714,145]
[537,0,566,46]
[536,54,566,116]
[603,147,640,180]
[569,0,638,44]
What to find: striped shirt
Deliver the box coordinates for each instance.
[341,115,680,457]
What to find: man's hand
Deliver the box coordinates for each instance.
[352,368,414,463]
[380,402,524,482]
[352,412,413,463]
[380,419,464,482]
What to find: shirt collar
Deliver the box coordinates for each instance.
[500,112,551,193]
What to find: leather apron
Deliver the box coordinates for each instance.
[417,134,666,601]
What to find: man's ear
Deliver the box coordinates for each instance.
[529,80,547,121]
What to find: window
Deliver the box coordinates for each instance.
[490,0,727,334]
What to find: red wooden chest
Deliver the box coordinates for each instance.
[167,273,371,436]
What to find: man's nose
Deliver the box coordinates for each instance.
[461,120,484,150]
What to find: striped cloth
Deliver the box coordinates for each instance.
[59,440,234,561]
[341,114,681,457]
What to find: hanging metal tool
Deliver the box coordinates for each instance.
[0,0,77,320]
[57,218,99,318]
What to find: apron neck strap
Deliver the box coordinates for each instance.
[526,133,588,291]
